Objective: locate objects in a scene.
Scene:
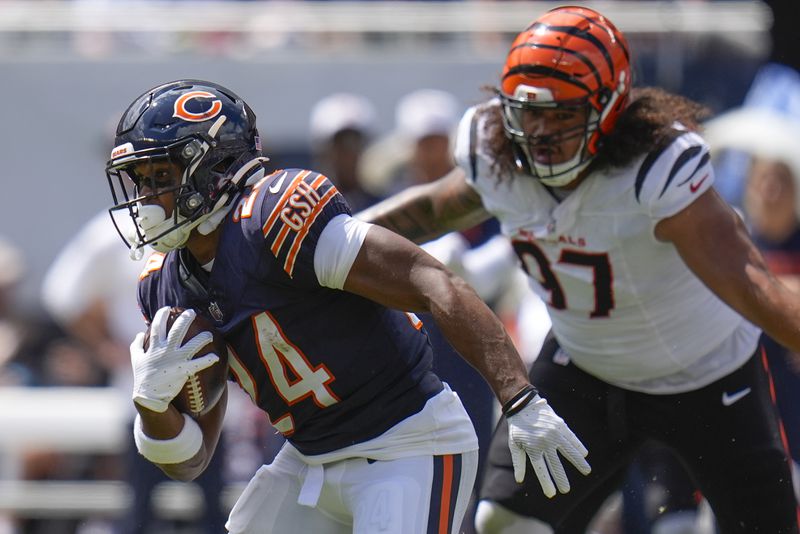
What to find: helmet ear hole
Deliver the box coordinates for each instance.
[212,156,235,174]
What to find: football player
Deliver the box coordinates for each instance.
[358,6,800,534]
[104,79,590,534]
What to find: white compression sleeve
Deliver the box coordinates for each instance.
[133,413,203,464]
[314,214,373,290]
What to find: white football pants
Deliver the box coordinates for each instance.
[227,445,478,534]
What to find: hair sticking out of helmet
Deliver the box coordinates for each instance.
[499,6,631,187]
[105,80,266,257]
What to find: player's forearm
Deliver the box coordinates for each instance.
[427,272,531,405]
[357,182,448,243]
[735,265,800,353]
[357,167,490,244]
[135,400,224,481]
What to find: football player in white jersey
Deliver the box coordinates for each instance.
[359,6,800,534]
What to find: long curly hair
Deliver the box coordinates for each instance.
[483,87,711,180]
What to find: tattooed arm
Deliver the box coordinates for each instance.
[356,167,491,244]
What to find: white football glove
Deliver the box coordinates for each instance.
[507,393,591,498]
[131,307,219,413]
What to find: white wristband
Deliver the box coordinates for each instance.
[134,413,203,464]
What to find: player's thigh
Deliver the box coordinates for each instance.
[347,451,478,534]
[655,354,798,533]
[226,458,348,534]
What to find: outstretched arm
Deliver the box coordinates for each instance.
[657,188,800,351]
[344,224,527,403]
[344,224,591,496]
[356,167,492,244]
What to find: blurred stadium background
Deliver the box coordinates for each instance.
[0,0,771,307]
[0,1,779,532]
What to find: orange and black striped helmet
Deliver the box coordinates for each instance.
[500,6,631,185]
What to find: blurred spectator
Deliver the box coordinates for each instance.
[0,237,30,386]
[712,0,800,206]
[359,88,461,198]
[17,337,115,534]
[309,92,382,212]
[41,210,227,534]
[0,237,62,387]
[395,88,461,186]
[0,236,111,534]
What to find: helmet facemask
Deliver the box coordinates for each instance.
[500,87,600,187]
[107,135,216,258]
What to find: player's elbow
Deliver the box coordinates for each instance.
[425,266,477,314]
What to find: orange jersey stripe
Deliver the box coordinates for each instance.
[283,185,339,276]
[439,455,454,534]
[270,224,293,257]
[261,170,311,237]
[405,312,424,330]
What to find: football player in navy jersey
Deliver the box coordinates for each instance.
[358,6,800,534]
[103,79,591,534]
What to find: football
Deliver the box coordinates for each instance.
[142,307,229,417]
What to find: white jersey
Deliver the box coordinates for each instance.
[454,101,760,393]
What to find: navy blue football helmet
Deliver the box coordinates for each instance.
[106,79,264,256]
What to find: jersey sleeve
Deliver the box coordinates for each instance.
[246,169,351,287]
[634,130,715,221]
[453,105,481,184]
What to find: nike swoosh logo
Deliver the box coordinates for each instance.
[722,387,751,406]
[268,172,288,194]
[689,173,709,193]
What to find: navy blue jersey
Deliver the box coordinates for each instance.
[137,169,443,455]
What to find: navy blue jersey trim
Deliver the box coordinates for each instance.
[658,145,703,198]
[468,112,479,183]
[426,454,463,534]
[634,131,683,203]
[676,151,711,187]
